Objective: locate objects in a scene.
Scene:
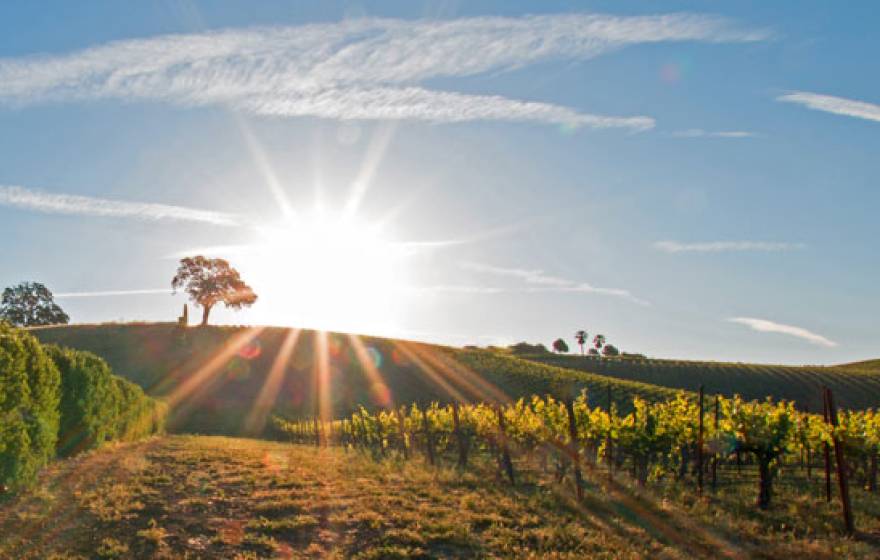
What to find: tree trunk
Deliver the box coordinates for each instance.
[757,456,774,510]
[200,304,212,326]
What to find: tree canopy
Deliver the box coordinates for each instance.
[171,256,257,325]
[551,338,569,353]
[0,282,69,327]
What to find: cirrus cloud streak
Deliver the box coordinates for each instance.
[0,184,240,226]
[655,240,805,253]
[729,317,837,348]
[0,14,766,129]
[777,91,880,124]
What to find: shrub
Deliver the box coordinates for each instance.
[0,322,61,491]
[44,345,166,453]
[44,345,118,457]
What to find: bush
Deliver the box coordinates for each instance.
[45,346,119,457]
[44,345,166,457]
[1,324,167,493]
[0,322,61,491]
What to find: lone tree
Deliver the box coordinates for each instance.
[172,256,257,326]
[551,338,569,353]
[0,282,69,327]
[593,334,606,354]
[602,344,620,357]
[574,330,588,355]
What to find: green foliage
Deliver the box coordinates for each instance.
[44,345,166,458]
[283,391,880,512]
[508,341,549,355]
[172,256,257,325]
[0,324,166,493]
[551,338,568,353]
[45,345,118,456]
[0,322,61,492]
[0,282,69,327]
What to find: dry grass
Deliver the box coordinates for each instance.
[0,436,877,559]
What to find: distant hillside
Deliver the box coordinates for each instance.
[521,353,880,411]
[31,323,680,435]
[836,359,880,373]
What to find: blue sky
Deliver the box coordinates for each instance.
[1,1,877,364]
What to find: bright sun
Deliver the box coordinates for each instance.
[239,212,408,335]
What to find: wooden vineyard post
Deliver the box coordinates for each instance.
[452,402,468,469]
[496,405,516,486]
[822,388,833,503]
[606,386,614,482]
[825,387,854,534]
[565,399,584,500]
[697,385,704,497]
[396,407,409,460]
[422,406,435,466]
[711,394,719,491]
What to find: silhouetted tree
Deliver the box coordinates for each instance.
[593,334,606,354]
[588,348,600,356]
[0,282,69,327]
[509,342,550,355]
[574,330,588,355]
[552,338,569,353]
[602,344,620,357]
[171,256,257,326]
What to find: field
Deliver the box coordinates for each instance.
[2,435,878,559]
[522,353,880,411]
[31,324,682,433]
[13,323,879,558]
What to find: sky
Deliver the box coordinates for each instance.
[1,1,877,365]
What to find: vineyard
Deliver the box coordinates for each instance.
[523,353,880,411]
[275,389,879,531]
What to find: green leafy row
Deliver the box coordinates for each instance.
[0,323,166,493]
[277,392,879,511]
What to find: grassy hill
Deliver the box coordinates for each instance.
[31,323,680,435]
[837,359,880,373]
[1,435,876,559]
[520,353,880,411]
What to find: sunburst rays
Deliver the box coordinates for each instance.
[243,328,301,436]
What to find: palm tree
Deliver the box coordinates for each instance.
[593,334,606,355]
[574,330,588,356]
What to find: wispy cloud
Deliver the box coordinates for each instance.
[0,184,240,226]
[0,14,765,129]
[729,317,837,348]
[777,91,880,123]
[671,128,755,138]
[54,288,170,298]
[654,240,805,253]
[462,262,648,304]
[409,284,507,295]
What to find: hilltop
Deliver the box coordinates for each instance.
[520,352,880,412]
[31,323,678,435]
[31,324,880,438]
[837,359,880,374]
